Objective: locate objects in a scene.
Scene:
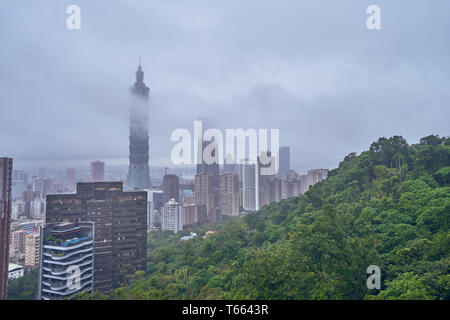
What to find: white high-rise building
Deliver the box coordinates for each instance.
[162,199,182,233]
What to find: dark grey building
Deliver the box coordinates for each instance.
[0,158,13,300]
[279,146,291,175]
[163,174,180,204]
[127,62,151,190]
[46,182,147,294]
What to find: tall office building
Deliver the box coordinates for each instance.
[162,199,182,233]
[194,173,216,222]
[90,161,105,182]
[0,157,13,300]
[162,174,180,203]
[66,168,76,186]
[38,222,94,300]
[219,173,239,216]
[46,182,147,293]
[127,62,151,190]
[243,162,257,212]
[279,147,291,175]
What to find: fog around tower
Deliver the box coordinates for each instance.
[0,0,449,173]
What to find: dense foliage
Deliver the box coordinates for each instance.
[76,135,450,300]
[7,269,38,300]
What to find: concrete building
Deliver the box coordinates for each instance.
[8,263,24,280]
[0,157,13,300]
[243,163,257,212]
[45,182,147,294]
[219,173,239,216]
[90,161,105,182]
[162,199,182,233]
[38,222,94,300]
[194,173,216,222]
[163,174,180,203]
[182,204,207,228]
[279,146,291,175]
[25,233,40,269]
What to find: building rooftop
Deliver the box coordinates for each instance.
[8,263,23,272]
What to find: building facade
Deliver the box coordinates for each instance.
[90,161,105,182]
[194,173,216,222]
[162,174,180,203]
[45,182,147,293]
[38,222,94,300]
[0,157,13,300]
[162,199,182,233]
[219,173,239,216]
[25,233,40,269]
[243,163,257,212]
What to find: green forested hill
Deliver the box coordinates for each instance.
[76,135,450,300]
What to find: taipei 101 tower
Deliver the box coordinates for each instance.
[127,60,151,189]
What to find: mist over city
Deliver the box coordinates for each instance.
[1,1,449,172]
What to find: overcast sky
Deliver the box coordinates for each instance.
[0,0,449,173]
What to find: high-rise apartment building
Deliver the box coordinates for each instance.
[127,62,151,190]
[279,146,291,175]
[162,199,182,233]
[25,233,40,269]
[219,173,239,216]
[197,138,220,220]
[45,182,147,293]
[162,174,180,203]
[10,229,27,255]
[182,204,207,228]
[38,222,94,300]
[0,157,13,300]
[90,161,105,182]
[194,173,216,222]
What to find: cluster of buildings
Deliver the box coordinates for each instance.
[0,63,328,300]
[146,146,328,234]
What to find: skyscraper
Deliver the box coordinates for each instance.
[197,138,220,220]
[0,158,12,300]
[163,174,180,203]
[219,173,239,216]
[127,62,151,190]
[279,146,291,175]
[243,162,257,212]
[162,199,182,233]
[194,173,215,222]
[46,182,147,293]
[91,161,105,182]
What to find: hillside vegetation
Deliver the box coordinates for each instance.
[75,135,450,300]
